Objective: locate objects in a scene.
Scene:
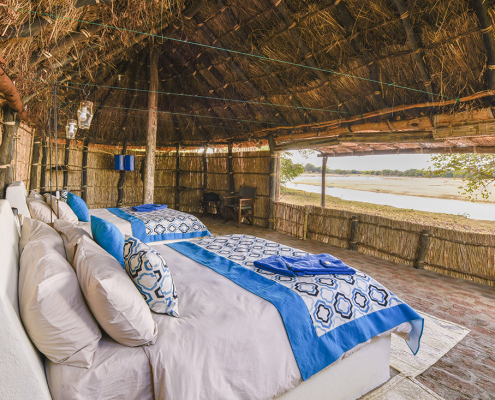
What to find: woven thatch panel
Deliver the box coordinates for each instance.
[274,202,306,238]
[13,124,33,189]
[306,206,352,248]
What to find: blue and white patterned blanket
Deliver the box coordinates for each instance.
[168,234,423,380]
[107,207,211,243]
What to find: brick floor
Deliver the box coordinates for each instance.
[199,215,495,400]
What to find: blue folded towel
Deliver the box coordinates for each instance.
[253,254,355,276]
[132,204,168,212]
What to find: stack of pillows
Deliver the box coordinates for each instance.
[19,191,179,369]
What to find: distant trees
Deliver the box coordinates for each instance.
[280,153,305,186]
[425,154,495,200]
[303,166,425,177]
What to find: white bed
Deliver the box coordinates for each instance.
[1,183,420,400]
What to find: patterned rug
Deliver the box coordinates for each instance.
[362,311,470,400]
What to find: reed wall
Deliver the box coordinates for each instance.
[274,202,495,287]
[28,140,270,226]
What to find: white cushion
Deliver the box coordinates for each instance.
[19,241,101,367]
[27,199,57,224]
[53,219,92,265]
[44,194,78,224]
[6,181,31,219]
[124,236,180,316]
[20,217,66,258]
[74,236,157,347]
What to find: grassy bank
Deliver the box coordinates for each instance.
[279,186,495,234]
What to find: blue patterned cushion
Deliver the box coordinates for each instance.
[123,236,180,316]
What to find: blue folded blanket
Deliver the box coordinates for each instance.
[254,254,356,276]
[132,204,168,212]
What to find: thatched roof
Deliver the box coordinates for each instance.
[2,0,495,153]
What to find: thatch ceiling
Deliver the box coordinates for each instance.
[2,0,495,152]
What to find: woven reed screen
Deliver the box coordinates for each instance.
[274,202,495,287]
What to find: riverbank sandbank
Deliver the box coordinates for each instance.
[294,174,495,203]
[279,186,495,234]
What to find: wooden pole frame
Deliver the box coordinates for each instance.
[143,46,159,205]
[29,137,42,192]
[174,143,181,210]
[81,137,89,202]
[268,135,278,229]
[321,156,327,208]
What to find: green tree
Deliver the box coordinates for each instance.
[425,154,495,200]
[280,152,305,186]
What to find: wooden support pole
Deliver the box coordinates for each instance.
[143,47,159,205]
[228,142,235,194]
[268,135,277,229]
[117,140,127,207]
[29,138,42,192]
[303,206,309,240]
[0,104,19,198]
[81,137,89,202]
[174,143,180,210]
[202,144,208,191]
[321,156,327,208]
[415,229,430,269]
[63,139,71,190]
[349,215,359,251]
[40,134,47,192]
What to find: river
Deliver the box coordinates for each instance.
[285,182,495,221]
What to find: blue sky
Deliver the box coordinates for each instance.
[289,151,433,171]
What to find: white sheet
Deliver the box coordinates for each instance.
[146,245,411,400]
[45,333,153,400]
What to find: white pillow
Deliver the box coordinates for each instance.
[74,236,157,347]
[44,193,79,224]
[124,236,180,316]
[53,219,92,265]
[20,217,66,258]
[27,199,57,224]
[19,241,101,367]
[28,190,44,201]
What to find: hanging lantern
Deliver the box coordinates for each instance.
[65,119,78,139]
[77,100,93,129]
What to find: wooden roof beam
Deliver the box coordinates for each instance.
[333,1,389,110]
[474,0,495,91]
[392,0,435,102]
[166,48,255,133]
[193,14,290,126]
[216,0,315,125]
[269,0,349,114]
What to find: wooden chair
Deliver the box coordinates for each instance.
[223,186,257,227]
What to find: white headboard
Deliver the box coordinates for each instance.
[5,181,31,220]
[0,199,52,399]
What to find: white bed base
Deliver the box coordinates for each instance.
[276,335,390,400]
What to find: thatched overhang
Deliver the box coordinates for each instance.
[1,0,495,153]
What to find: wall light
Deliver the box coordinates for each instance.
[77,100,93,129]
[65,119,78,139]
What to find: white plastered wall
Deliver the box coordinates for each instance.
[0,199,52,400]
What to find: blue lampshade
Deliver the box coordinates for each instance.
[114,155,124,170]
[124,155,135,171]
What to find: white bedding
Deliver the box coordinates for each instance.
[45,334,153,400]
[43,243,411,400]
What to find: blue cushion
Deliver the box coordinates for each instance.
[124,236,180,316]
[91,216,125,267]
[67,192,89,222]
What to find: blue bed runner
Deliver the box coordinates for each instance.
[168,235,423,381]
[107,207,211,243]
